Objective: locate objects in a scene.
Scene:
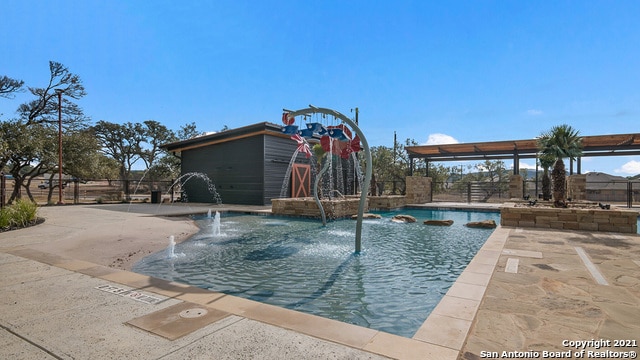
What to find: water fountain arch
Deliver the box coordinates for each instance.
[168,172,222,205]
[281,105,372,253]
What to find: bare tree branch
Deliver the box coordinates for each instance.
[0,75,24,99]
[17,61,86,126]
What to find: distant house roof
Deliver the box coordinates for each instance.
[162,122,288,153]
[585,172,630,190]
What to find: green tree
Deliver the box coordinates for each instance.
[369,137,450,196]
[478,160,509,196]
[1,62,87,171]
[537,124,583,207]
[427,163,453,194]
[2,121,101,204]
[177,121,203,140]
[140,120,175,171]
[17,61,87,127]
[451,160,509,201]
[369,145,396,195]
[1,62,90,204]
[0,75,24,99]
[151,122,204,180]
[92,121,146,196]
[3,121,54,202]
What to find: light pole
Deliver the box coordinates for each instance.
[55,89,64,205]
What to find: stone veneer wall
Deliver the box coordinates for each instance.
[368,195,406,210]
[405,176,432,204]
[271,197,368,218]
[508,174,523,199]
[567,174,586,201]
[500,202,638,233]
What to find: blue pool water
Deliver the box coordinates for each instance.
[133,209,499,337]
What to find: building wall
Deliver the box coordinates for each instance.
[180,133,308,205]
[181,136,266,205]
[263,135,310,204]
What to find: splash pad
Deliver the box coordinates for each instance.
[134,209,500,337]
[277,105,372,253]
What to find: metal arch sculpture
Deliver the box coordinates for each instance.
[283,105,372,253]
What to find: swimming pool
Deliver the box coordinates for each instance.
[133,209,499,337]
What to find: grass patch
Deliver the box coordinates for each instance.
[0,199,39,231]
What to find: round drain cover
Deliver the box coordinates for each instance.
[179,308,208,318]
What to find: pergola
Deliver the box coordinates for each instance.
[405,133,640,176]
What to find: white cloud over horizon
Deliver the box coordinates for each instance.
[425,133,459,145]
[614,160,640,175]
[527,109,543,116]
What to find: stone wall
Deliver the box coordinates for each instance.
[508,175,523,199]
[405,176,432,204]
[567,174,586,201]
[368,195,406,210]
[500,202,638,233]
[271,197,368,218]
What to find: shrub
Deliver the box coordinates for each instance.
[0,199,38,230]
[0,209,10,228]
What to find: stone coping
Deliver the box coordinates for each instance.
[271,197,365,218]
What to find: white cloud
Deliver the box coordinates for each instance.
[527,109,543,116]
[425,133,459,145]
[614,160,640,175]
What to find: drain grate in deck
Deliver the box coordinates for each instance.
[127,302,230,340]
[96,284,164,305]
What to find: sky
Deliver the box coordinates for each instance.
[1,0,639,176]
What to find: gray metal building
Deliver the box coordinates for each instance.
[163,122,310,205]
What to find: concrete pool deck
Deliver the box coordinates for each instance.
[1,203,638,359]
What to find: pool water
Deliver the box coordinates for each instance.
[133,209,499,337]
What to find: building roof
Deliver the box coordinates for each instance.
[405,133,640,161]
[162,122,289,153]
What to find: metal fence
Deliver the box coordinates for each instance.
[368,179,406,196]
[581,180,638,208]
[524,179,639,208]
[373,178,512,203]
[1,178,179,206]
[376,177,639,207]
[431,180,510,203]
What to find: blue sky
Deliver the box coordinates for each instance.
[1,0,639,175]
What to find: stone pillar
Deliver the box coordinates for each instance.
[405,176,432,204]
[508,174,523,199]
[567,174,586,201]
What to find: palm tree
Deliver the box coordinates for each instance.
[538,153,555,201]
[537,124,583,207]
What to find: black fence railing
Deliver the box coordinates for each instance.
[430,180,510,203]
[369,179,406,196]
[377,178,640,207]
[523,179,639,208]
[2,178,179,205]
[582,180,639,207]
